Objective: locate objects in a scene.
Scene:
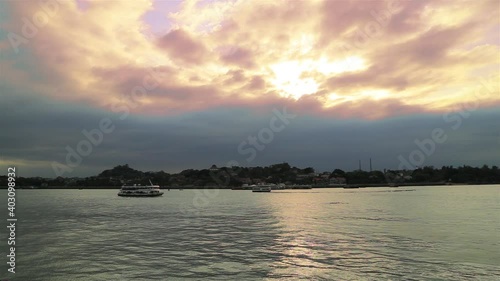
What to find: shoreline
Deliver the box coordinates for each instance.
[3,183,500,190]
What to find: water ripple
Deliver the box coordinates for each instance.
[2,187,500,280]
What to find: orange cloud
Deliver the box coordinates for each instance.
[0,0,498,119]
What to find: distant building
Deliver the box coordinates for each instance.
[238,178,252,184]
[296,174,312,179]
[329,177,346,184]
[319,172,330,179]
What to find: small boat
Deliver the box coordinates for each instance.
[252,184,272,192]
[118,180,164,197]
[288,184,312,189]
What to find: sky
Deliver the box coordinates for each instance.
[0,0,499,177]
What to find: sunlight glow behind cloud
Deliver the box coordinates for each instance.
[0,0,498,119]
[0,0,499,177]
[270,56,366,100]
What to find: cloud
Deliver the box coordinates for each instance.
[245,75,266,91]
[1,88,499,177]
[157,28,208,64]
[219,46,254,68]
[1,0,498,120]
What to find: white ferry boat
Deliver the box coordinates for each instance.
[252,184,273,192]
[118,181,164,197]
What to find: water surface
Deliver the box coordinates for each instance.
[1,185,499,280]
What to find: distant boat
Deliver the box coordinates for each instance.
[118,180,164,197]
[273,183,286,190]
[288,184,312,189]
[252,184,272,192]
[327,183,346,188]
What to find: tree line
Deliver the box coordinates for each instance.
[1,163,500,188]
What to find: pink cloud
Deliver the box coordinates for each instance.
[245,75,266,91]
[157,29,208,64]
[219,46,254,68]
[0,0,498,120]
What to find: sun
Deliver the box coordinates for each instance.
[269,61,318,99]
[270,56,366,100]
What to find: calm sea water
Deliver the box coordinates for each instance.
[1,185,499,280]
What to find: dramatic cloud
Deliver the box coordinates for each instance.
[1,90,499,177]
[1,0,498,117]
[0,0,499,176]
[158,28,208,64]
